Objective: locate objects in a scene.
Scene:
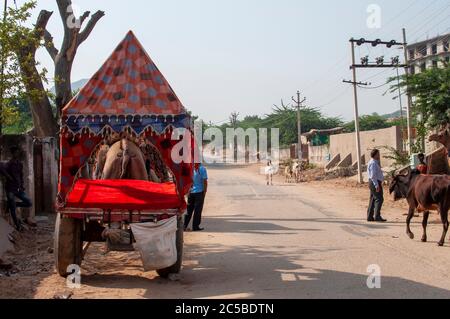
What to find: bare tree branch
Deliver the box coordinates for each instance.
[34,10,53,47]
[43,30,59,61]
[56,0,71,29]
[56,0,73,53]
[79,11,91,27]
[77,10,105,46]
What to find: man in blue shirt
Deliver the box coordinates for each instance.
[184,163,208,231]
[367,149,387,223]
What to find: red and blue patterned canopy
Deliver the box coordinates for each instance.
[63,30,185,118]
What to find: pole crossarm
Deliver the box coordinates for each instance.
[343,80,370,86]
[349,38,405,47]
[351,64,407,69]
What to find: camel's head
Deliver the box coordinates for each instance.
[119,139,138,179]
[429,123,450,148]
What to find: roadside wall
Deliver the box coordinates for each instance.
[308,144,330,167]
[329,126,402,168]
[34,138,58,214]
[280,148,291,161]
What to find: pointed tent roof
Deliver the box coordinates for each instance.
[63,31,186,117]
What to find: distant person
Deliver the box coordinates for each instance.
[2,147,32,231]
[367,149,387,223]
[416,153,428,174]
[184,163,208,232]
[265,161,274,186]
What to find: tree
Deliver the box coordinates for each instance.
[3,98,33,134]
[218,104,343,147]
[388,63,450,151]
[1,1,56,136]
[344,113,391,132]
[43,0,104,114]
[0,0,104,137]
[260,105,343,146]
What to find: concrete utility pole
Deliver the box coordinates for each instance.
[402,28,414,155]
[229,112,239,128]
[350,40,363,184]
[292,91,306,161]
[345,37,407,184]
[396,65,405,149]
[230,112,239,163]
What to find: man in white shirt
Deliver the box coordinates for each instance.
[367,149,387,223]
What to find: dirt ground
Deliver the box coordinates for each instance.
[0,164,447,299]
[0,217,55,299]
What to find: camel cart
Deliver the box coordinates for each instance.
[55,31,194,278]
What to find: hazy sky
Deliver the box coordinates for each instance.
[20,0,450,123]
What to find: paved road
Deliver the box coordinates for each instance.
[35,164,450,299]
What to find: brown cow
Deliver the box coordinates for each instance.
[389,169,450,246]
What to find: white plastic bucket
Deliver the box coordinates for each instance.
[131,216,178,271]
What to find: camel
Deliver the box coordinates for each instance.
[101,139,148,181]
[428,123,450,174]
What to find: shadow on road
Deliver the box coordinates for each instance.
[200,216,322,235]
[78,241,450,299]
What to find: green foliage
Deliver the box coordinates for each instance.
[381,145,410,172]
[3,98,33,134]
[344,113,391,132]
[388,63,450,151]
[407,65,450,127]
[216,105,343,147]
[0,1,49,132]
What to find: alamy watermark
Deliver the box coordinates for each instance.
[366,264,381,289]
[367,4,382,29]
[66,3,83,29]
[66,265,81,289]
[170,120,281,169]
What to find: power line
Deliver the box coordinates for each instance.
[410,19,450,45]
[297,0,448,115]
[357,82,389,90]
[302,1,426,106]
[407,1,450,37]
[367,0,424,38]
[315,87,351,109]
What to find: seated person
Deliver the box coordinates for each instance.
[416,153,428,174]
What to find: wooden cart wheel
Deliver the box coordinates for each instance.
[54,214,83,277]
[156,216,184,278]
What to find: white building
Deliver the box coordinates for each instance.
[407,33,449,74]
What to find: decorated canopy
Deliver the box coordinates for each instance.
[58,31,193,209]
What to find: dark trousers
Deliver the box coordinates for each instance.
[6,191,32,230]
[184,192,205,230]
[368,182,384,220]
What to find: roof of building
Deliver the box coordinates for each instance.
[302,128,344,140]
[407,32,449,49]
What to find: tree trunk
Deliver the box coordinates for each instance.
[17,53,58,137]
[54,56,74,116]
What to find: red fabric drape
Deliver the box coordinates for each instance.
[66,179,185,211]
